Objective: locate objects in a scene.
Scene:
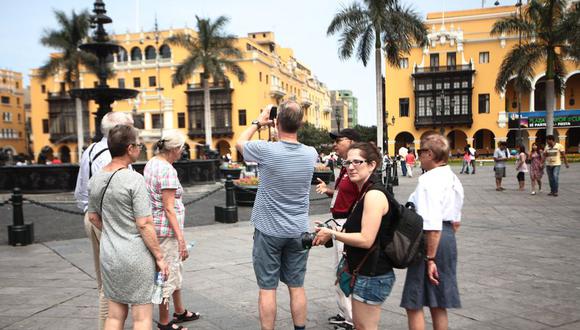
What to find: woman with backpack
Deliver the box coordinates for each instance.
[313,142,396,330]
[401,133,464,330]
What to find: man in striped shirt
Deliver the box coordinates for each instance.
[236,101,318,330]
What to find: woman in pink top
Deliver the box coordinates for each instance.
[529,142,545,195]
[515,145,529,191]
[144,130,200,330]
[405,150,416,178]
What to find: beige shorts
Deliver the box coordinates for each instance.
[159,237,183,298]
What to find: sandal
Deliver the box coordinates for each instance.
[173,309,201,323]
[157,320,186,330]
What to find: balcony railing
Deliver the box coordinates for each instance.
[414,114,473,128]
[187,81,231,90]
[270,85,286,98]
[188,126,234,138]
[413,64,473,74]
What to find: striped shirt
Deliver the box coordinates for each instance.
[243,140,318,238]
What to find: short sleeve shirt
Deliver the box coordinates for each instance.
[143,157,185,237]
[408,165,464,230]
[494,148,509,168]
[545,143,564,166]
[243,140,318,238]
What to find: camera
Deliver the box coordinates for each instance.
[405,201,416,212]
[301,221,335,250]
[269,106,278,120]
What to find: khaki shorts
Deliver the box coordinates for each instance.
[159,237,183,298]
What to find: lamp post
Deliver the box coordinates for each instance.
[516,0,523,148]
[335,106,342,133]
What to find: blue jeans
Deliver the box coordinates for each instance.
[460,159,470,174]
[546,165,561,194]
[400,160,407,176]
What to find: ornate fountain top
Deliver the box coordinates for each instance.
[90,0,112,43]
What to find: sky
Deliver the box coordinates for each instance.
[0,0,518,125]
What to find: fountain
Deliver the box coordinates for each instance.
[70,0,139,141]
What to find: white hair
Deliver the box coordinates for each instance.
[101,112,134,137]
[156,130,186,153]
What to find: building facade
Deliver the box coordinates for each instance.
[385,5,579,156]
[30,29,332,163]
[330,91,349,132]
[0,69,26,155]
[336,90,358,128]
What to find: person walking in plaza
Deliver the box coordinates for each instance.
[493,141,509,191]
[315,128,361,329]
[529,142,545,195]
[398,144,409,177]
[544,135,569,197]
[74,112,134,329]
[400,133,464,330]
[406,149,416,178]
[144,130,200,330]
[515,145,529,191]
[468,145,477,174]
[313,142,396,330]
[236,101,318,330]
[87,125,169,330]
[459,146,470,175]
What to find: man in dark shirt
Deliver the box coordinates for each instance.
[315,128,360,329]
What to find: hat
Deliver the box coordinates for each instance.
[329,128,361,142]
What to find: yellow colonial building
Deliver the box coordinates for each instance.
[0,69,27,155]
[386,5,580,156]
[30,29,332,163]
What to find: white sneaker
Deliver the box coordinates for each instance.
[531,191,536,195]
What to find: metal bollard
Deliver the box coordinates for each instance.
[384,162,394,196]
[392,159,399,186]
[8,188,34,246]
[214,175,238,223]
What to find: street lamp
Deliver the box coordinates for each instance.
[335,107,342,132]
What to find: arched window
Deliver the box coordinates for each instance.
[159,44,171,59]
[130,47,142,61]
[145,45,157,60]
[117,47,128,62]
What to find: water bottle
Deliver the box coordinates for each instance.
[152,271,165,304]
[186,240,196,253]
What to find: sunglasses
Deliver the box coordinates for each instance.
[343,159,368,167]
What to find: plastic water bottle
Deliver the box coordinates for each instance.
[186,240,196,253]
[151,271,164,304]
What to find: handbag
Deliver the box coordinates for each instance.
[336,245,377,297]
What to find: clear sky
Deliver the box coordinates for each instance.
[1,0,518,125]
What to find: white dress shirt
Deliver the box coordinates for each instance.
[74,138,112,212]
[408,165,464,231]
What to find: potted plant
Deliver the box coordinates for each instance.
[233,176,259,206]
[312,164,333,185]
[220,162,243,179]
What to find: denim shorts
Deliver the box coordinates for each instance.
[352,271,396,305]
[253,229,309,289]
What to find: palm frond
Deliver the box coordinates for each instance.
[327,3,366,36]
[38,57,66,80]
[491,15,535,38]
[165,32,196,51]
[495,43,544,93]
[172,54,202,85]
[221,61,245,82]
[337,23,366,62]
[356,25,375,67]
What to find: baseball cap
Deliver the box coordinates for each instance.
[329,128,361,142]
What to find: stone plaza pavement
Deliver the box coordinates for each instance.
[0,164,579,329]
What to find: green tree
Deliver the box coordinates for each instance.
[491,0,580,135]
[39,9,101,156]
[353,124,377,144]
[327,0,427,152]
[298,122,333,152]
[167,16,245,147]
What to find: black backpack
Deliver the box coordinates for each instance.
[382,190,425,269]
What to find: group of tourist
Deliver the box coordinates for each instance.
[74,112,198,330]
[494,135,569,196]
[236,101,464,330]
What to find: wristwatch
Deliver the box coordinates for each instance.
[425,256,436,262]
[251,120,261,128]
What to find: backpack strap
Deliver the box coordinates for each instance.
[89,147,110,179]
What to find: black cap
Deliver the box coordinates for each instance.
[329,128,361,142]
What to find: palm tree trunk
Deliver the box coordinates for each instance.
[545,79,555,135]
[375,46,384,156]
[203,76,213,147]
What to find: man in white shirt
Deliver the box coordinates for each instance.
[468,145,477,174]
[398,145,409,177]
[401,133,464,330]
[74,111,134,330]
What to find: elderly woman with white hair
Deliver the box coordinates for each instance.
[143,130,199,330]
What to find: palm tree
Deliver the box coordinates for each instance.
[167,16,245,147]
[327,0,427,152]
[39,9,100,158]
[491,0,580,135]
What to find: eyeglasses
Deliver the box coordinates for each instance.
[343,159,368,167]
[131,143,144,149]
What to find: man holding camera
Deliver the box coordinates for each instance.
[315,128,361,329]
[236,101,318,330]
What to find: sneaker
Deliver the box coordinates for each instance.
[553,193,558,197]
[531,191,536,195]
[547,192,554,196]
[328,314,346,325]
[333,320,354,329]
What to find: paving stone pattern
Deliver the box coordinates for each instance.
[0,164,579,329]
